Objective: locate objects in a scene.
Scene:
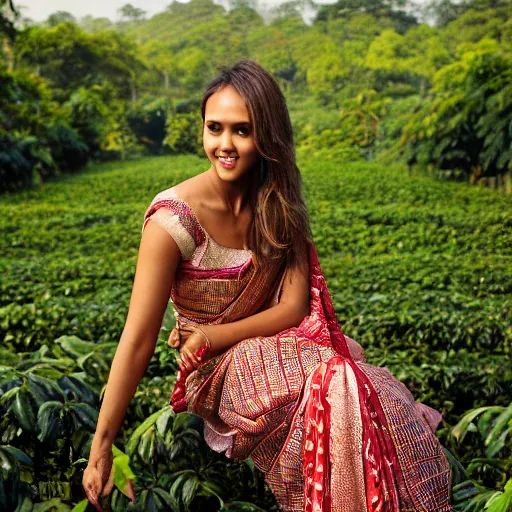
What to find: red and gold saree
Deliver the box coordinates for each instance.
[143,188,452,512]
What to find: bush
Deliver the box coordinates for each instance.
[46,124,89,172]
[1,154,510,508]
[128,98,172,155]
[164,112,203,155]
[0,134,56,193]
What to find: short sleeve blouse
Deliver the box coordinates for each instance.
[142,188,206,261]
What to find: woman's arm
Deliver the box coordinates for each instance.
[88,220,181,463]
[177,260,310,367]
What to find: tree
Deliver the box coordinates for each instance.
[118,3,147,22]
[365,26,451,91]
[315,0,418,34]
[398,39,512,180]
[46,11,76,27]
[15,24,146,102]
[0,0,17,40]
[141,40,177,90]
[423,0,511,27]
[80,15,113,33]
[442,8,508,49]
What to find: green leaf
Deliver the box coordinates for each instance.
[451,406,504,444]
[452,480,480,502]
[37,401,63,443]
[26,374,66,405]
[155,406,173,436]
[10,390,37,432]
[111,445,135,498]
[137,428,155,465]
[70,403,98,430]
[197,481,224,507]
[172,412,201,435]
[170,473,189,509]
[221,502,267,511]
[1,446,32,467]
[70,499,89,512]
[58,375,97,405]
[486,427,511,459]
[33,498,71,511]
[14,496,34,512]
[484,404,512,457]
[55,336,97,357]
[152,488,173,507]
[126,407,169,456]
[0,386,20,404]
[441,446,467,485]
[484,481,512,512]
[181,476,199,509]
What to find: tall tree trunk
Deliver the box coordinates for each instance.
[164,70,169,89]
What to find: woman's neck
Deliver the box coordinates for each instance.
[207,167,257,217]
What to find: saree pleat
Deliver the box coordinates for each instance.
[143,191,452,512]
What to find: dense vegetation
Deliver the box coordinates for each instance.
[1,0,511,510]
[1,155,511,510]
[1,0,511,193]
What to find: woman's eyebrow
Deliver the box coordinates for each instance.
[205,119,251,125]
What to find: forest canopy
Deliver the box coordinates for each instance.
[1,0,510,192]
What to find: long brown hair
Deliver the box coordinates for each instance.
[200,59,312,271]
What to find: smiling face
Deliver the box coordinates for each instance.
[203,84,261,184]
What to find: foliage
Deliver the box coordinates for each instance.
[164,113,204,156]
[448,401,512,511]
[1,154,511,508]
[1,0,511,191]
[397,39,512,179]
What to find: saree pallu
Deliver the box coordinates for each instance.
[143,189,452,512]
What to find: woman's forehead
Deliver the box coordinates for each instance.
[205,85,251,124]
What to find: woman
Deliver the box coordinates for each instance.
[83,59,452,511]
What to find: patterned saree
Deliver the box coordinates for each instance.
[143,188,452,512]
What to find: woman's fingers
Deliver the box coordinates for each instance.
[184,347,199,367]
[83,466,103,512]
[84,485,102,512]
[168,325,195,348]
[177,354,191,372]
[179,349,198,372]
[168,328,180,348]
[101,468,115,497]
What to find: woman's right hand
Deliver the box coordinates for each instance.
[82,448,114,512]
[168,326,181,348]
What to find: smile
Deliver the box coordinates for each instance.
[217,156,238,168]
[217,156,238,162]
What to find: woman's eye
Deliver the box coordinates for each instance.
[207,124,219,132]
[237,127,249,135]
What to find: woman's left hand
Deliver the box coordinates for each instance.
[176,325,214,372]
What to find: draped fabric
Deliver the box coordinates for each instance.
[143,189,453,512]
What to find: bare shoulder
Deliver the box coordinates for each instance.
[173,171,212,208]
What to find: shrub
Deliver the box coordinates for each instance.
[46,124,89,172]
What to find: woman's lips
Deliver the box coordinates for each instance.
[217,156,238,169]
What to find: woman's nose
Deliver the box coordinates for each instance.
[220,131,235,151]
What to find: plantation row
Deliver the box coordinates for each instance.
[1,155,511,510]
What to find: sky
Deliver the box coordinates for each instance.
[16,0,336,23]
[17,1,176,22]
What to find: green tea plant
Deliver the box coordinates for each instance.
[1,154,510,509]
[449,402,512,511]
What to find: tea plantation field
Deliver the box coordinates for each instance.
[1,155,511,511]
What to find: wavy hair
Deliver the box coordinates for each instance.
[200,59,312,271]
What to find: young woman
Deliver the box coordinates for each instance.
[83,59,452,511]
